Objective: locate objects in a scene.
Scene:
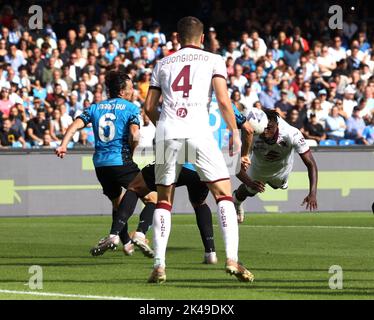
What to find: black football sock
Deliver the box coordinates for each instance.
[136,202,156,235]
[110,190,139,235]
[110,209,118,235]
[119,223,131,244]
[111,209,130,243]
[235,183,254,201]
[194,203,215,253]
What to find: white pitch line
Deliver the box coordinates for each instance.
[182,224,374,230]
[0,289,149,300]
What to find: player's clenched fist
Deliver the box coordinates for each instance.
[241,155,251,171]
[55,146,67,159]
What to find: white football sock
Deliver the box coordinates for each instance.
[152,206,172,268]
[135,231,145,239]
[217,199,239,262]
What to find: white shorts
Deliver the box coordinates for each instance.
[245,165,289,195]
[155,136,230,186]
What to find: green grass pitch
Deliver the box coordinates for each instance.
[0,212,374,300]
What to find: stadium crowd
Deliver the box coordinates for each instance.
[0,0,374,149]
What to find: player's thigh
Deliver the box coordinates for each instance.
[116,161,141,189]
[268,174,289,190]
[207,179,232,201]
[95,166,123,201]
[155,139,184,186]
[178,167,209,206]
[156,184,176,205]
[243,166,266,195]
[187,136,230,184]
[128,170,153,198]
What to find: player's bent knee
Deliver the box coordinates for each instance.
[191,201,206,209]
[142,191,157,204]
[215,195,234,204]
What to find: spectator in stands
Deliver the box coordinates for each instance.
[240,83,259,116]
[4,44,26,75]
[329,36,347,63]
[231,89,245,114]
[0,118,26,148]
[286,108,303,130]
[275,90,293,118]
[8,105,25,138]
[362,116,374,145]
[303,114,326,144]
[307,98,328,127]
[26,109,49,146]
[317,45,337,78]
[345,106,366,144]
[74,130,93,148]
[235,46,254,73]
[230,64,247,94]
[42,132,54,148]
[342,85,358,118]
[72,81,93,111]
[270,39,284,61]
[127,20,149,44]
[50,108,66,141]
[284,41,302,69]
[290,95,308,127]
[325,105,347,142]
[0,84,12,117]
[258,76,279,109]
[223,39,241,62]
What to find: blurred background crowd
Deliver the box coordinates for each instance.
[0,0,373,149]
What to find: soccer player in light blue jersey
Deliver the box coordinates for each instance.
[56,70,157,256]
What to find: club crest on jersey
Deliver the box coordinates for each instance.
[176,108,188,118]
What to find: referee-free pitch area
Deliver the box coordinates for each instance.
[0,213,373,300]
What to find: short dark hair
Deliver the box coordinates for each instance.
[105,70,131,98]
[177,16,204,43]
[263,108,279,124]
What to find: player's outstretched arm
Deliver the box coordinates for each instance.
[55,118,85,158]
[144,88,161,126]
[213,77,241,155]
[235,167,266,193]
[299,150,318,211]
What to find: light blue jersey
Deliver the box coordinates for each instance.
[78,98,140,167]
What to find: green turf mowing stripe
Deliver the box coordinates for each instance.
[0,289,150,300]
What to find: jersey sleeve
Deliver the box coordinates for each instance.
[128,104,141,127]
[149,61,162,91]
[232,103,246,128]
[291,128,309,154]
[77,104,94,126]
[212,55,227,80]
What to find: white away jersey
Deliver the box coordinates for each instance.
[251,117,309,178]
[150,46,227,141]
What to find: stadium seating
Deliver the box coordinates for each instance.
[319,140,338,146]
[338,139,356,146]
